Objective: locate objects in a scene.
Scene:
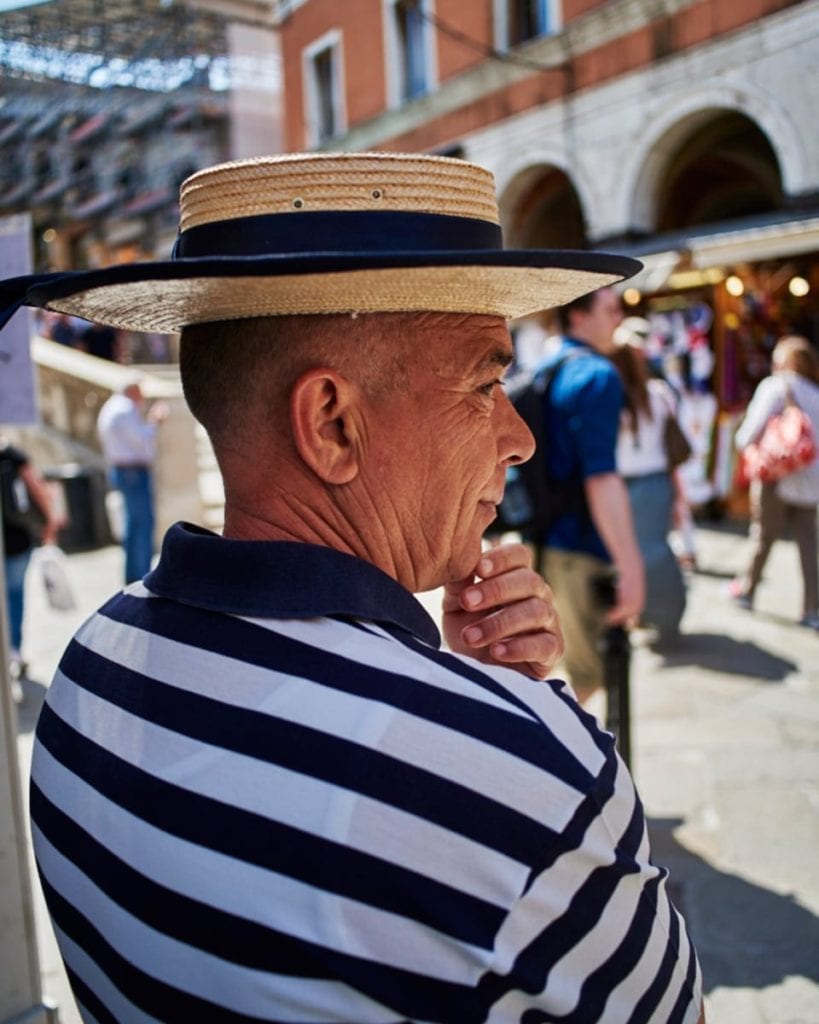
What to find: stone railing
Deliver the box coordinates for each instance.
[5,337,222,549]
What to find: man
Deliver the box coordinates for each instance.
[97,375,167,583]
[1,153,701,1022]
[538,289,646,702]
[0,436,64,694]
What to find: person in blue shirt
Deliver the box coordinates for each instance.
[538,287,645,703]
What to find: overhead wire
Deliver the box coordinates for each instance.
[413,5,568,76]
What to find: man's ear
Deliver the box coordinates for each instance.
[289,368,361,484]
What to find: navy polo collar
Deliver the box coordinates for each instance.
[145,522,441,649]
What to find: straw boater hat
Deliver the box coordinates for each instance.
[0,152,640,334]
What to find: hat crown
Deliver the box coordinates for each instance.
[179,152,500,233]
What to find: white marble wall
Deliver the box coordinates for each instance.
[465,1,819,242]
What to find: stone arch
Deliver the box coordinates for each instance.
[496,155,591,249]
[619,84,808,234]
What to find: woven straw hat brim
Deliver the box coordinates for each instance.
[28,250,639,333]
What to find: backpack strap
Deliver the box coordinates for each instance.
[507,347,591,546]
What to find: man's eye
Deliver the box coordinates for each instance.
[477,379,502,397]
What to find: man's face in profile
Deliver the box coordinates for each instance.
[574,288,623,354]
[359,313,534,592]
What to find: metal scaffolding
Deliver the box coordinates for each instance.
[0,0,230,92]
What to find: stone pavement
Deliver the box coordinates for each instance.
[12,521,819,1024]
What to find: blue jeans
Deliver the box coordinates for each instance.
[5,548,32,651]
[625,471,686,639]
[111,466,155,584]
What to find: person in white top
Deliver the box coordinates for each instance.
[610,339,688,643]
[97,374,168,583]
[731,335,819,629]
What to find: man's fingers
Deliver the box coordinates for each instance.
[444,542,536,612]
[461,596,552,647]
[443,542,563,681]
[487,633,564,680]
[471,542,532,580]
[459,567,550,614]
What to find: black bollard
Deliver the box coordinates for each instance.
[604,624,632,769]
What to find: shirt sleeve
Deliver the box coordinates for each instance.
[490,739,703,1023]
[107,407,157,464]
[569,364,624,478]
[734,375,784,450]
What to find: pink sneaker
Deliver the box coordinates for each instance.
[728,579,752,610]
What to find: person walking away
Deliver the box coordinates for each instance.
[610,339,687,644]
[0,438,64,693]
[537,288,646,704]
[672,359,718,571]
[1,151,703,1023]
[730,334,819,629]
[97,375,167,583]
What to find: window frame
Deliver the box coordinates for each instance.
[383,0,438,109]
[493,0,562,52]
[301,28,347,147]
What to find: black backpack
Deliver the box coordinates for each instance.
[493,351,588,539]
[0,447,45,537]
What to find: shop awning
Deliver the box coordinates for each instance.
[688,214,819,267]
[607,209,819,292]
[615,250,681,294]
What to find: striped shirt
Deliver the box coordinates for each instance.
[31,522,702,1024]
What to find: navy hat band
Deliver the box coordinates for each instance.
[173,209,504,260]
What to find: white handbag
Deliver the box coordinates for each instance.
[34,545,77,612]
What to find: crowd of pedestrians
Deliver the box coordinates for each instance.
[499,289,819,703]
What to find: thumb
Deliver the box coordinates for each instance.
[442,574,474,611]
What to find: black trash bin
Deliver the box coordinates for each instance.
[44,463,113,553]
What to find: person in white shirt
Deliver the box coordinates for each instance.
[610,339,688,643]
[97,374,167,582]
[731,335,819,629]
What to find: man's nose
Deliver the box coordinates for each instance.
[498,390,536,465]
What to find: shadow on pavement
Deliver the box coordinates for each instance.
[651,818,819,993]
[689,565,735,581]
[14,673,48,734]
[651,633,797,681]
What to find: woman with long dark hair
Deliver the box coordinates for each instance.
[610,339,688,644]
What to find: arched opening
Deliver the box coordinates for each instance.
[503,165,587,250]
[656,111,783,231]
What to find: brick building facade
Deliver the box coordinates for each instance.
[272,0,819,507]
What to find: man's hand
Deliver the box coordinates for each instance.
[442,543,563,680]
[148,401,170,425]
[606,560,644,627]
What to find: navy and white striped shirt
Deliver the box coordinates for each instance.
[31,522,702,1023]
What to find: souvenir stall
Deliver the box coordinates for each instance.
[621,245,819,518]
